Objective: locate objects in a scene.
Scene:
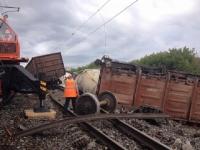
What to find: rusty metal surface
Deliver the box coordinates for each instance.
[110,119,171,150]
[25,52,65,81]
[164,81,193,119]
[14,90,169,150]
[96,57,200,123]
[100,109,171,150]
[134,76,166,109]
[98,66,137,105]
[14,113,169,137]
[53,88,171,150]
[189,80,200,122]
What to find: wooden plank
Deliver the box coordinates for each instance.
[25,109,56,120]
[169,83,193,92]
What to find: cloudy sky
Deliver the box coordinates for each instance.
[2,0,200,67]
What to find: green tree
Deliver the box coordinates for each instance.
[133,47,200,74]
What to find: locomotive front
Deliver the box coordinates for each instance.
[0,16,20,63]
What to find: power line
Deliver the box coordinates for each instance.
[71,0,111,36]
[88,0,138,35]
[0,0,20,16]
[0,6,20,15]
[0,6,19,9]
[66,0,139,51]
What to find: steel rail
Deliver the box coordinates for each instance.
[50,91,170,150]
[14,108,169,137]
[65,111,127,150]
[111,119,171,150]
[49,92,126,150]
[52,88,171,149]
[100,109,171,150]
[15,113,168,137]
[50,93,170,150]
[14,89,170,150]
[24,92,127,150]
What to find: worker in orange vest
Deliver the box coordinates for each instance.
[64,74,79,111]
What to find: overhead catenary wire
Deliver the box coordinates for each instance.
[0,0,19,15]
[66,0,139,51]
[0,6,19,9]
[89,0,138,35]
[71,0,111,36]
[0,0,8,13]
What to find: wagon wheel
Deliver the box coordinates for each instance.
[98,91,117,113]
[75,93,100,115]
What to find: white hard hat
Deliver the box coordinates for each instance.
[65,72,72,78]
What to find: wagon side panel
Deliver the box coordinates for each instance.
[25,52,65,82]
[189,80,200,123]
[98,67,137,105]
[134,76,166,109]
[164,82,193,120]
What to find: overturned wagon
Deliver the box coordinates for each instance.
[26,52,65,88]
[95,57,200,123]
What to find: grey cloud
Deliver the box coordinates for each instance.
[3,0,200,67]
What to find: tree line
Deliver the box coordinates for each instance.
[133,47,200,74]
[72,47,200,75]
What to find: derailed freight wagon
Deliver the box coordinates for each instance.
[96,57,200,123]
[25,52,65,88]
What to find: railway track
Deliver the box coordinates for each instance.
[48,91,127,150]
[101,109,170,150]
[49,89,171,150]
[13,88,171,150]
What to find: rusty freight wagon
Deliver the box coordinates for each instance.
[26,52,65,88]
[96,57,200,123]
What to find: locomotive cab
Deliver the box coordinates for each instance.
[0,15,48,113]
[0,17,20,64]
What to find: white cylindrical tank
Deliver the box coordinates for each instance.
[75,69,100,94]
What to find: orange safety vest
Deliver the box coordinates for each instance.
[64,78,78,98]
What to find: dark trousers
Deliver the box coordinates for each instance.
[64,97,77,111]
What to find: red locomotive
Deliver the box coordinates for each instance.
[0,16,20,61]
[0,16,46,111]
